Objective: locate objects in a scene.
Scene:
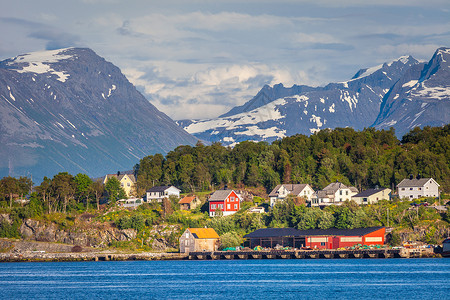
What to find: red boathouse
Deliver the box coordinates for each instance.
[244,227,385,249]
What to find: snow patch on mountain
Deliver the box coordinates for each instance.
[7,48,74,82]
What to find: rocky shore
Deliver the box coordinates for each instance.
[0,239,187,262]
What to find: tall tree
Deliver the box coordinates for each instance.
[105,177,126,203]
[0,177,19,208]
[51,172,75,213]
[74,173,93,210]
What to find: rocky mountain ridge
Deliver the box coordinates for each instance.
[0,48,197,182]
[181,48,449,146]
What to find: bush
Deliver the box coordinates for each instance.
[219,231,243,249]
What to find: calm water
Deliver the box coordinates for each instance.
[0,258,448,299]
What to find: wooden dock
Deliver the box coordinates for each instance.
[188,249,403,260]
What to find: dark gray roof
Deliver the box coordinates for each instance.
[146,185,173,192]
[397,178,436,188]
[209,189,234,201]
[244,227,385,238]
[353,188,390,198]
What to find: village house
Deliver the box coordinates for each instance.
[397,176,440,200]
[208,189,240,217]
[269,184,315,207]
[178,195,201,210]
[179,228,219,253]
[311,181,358,207]
[352,188,391,205]
[144,185,180,202]
[117,198,143,208]
[244,227,385,250]
[103,173,136,197]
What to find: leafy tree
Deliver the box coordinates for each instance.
[0,177,19,208]
[105,177,126,203]
[74,173,93,210]
[51,172,75,213]
[219,231,243,249]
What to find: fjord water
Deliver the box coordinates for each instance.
[0,259,448,299]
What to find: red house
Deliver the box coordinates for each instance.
[209,189,240,217]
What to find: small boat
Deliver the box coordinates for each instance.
[442,238,450,257]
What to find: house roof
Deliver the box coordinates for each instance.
[146,185,179,192]
[188,228,219,239]
[397,178,439,188]
[179,196,197,204]
[353,188,390,198]
[209,189,234,201]
[104,173,136,183]
[244,227,385,238]
[269,184,310,197]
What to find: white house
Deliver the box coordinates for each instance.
[144,185,180,202]
[269,184,315,207]
[311,181,358,207]
[397,177,440,200]
[352,188,391,205]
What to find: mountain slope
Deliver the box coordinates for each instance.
[373,47,450,136]
[183,55,420,146]
[0,48,197,182]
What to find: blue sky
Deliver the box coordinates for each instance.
[1,0,449,119]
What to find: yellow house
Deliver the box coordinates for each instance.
[103,173,136,197]
[352,188,391,205]
[179,228,219,253]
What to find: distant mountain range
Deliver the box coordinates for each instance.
[180,47,450,146]
[0,48,197,182]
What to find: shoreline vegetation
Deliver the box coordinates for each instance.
[1,126,449,256]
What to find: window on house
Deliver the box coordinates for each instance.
[185,240,189,246]
[410,188,413,190]
[127,183,130,186]
[211,204,216,209]
[320,242,325,246]
[227,204,230,210]
[346,191,349,195]
[219,204,223,209]
[401,188,405,191]
[234,204,238,209]
[340,190,342,195]
[231,197,235,202]
[418,188,421,190]
[186,232,189,238]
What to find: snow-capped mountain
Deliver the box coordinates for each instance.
[373,47,450,136]
[182,55,421,146]
[0,48,197,182]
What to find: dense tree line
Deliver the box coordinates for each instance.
[136,125,450,194]
[0,173,126,214]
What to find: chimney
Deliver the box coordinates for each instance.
[224,184,228,190]
[117,171,121,176]
[416,174,421,180]
[409,174,414,180]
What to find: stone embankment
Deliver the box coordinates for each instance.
[0,251,187,262]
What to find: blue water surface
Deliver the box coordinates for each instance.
[0,258,448,299]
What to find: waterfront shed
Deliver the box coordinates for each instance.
[179,228,219,253]
[244,227,385,249]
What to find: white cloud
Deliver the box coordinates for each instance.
[1,0,449,121]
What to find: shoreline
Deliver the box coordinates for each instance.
[0,248,442,263]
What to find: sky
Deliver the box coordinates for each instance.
[1,0,449,120]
